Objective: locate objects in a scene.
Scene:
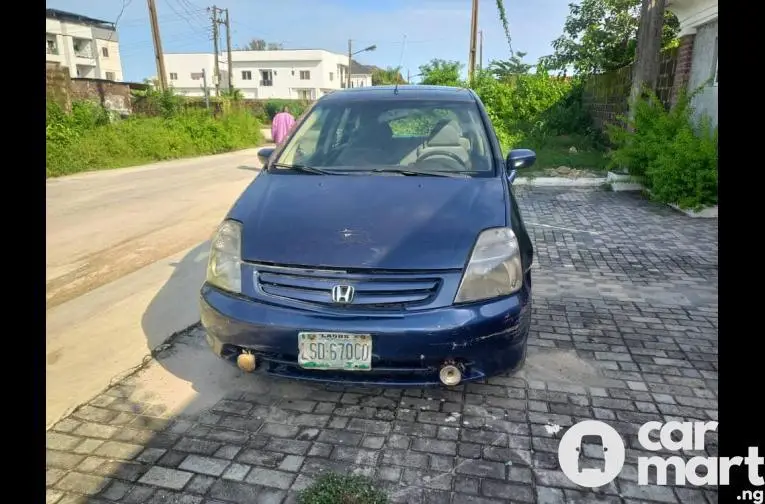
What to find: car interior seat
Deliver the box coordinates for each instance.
[414,119,471,169]
[334,121,397,166]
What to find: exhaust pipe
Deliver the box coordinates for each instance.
[237,351,257,372]
[439,361,463,386]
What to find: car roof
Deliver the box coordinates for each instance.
[319,85,477,103]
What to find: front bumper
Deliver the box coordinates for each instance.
[200,284,532,386]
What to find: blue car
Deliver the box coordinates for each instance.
[200,85,535,387]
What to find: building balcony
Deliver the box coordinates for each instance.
[260,80,273,87]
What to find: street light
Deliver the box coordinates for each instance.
[347,41,376,88]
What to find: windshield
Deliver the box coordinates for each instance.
[276,99,495,175]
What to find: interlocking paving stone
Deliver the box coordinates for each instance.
[178,455,231,476]
[138,466,193,490]
[47,188,718,503]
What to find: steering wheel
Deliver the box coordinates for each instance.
[415,150,469,171]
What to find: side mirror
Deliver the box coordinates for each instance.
[257,147,275,168]
[506,148,536,171]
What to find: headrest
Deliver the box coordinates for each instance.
[427,121,462,147]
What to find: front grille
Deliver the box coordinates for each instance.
[252,264,442,310]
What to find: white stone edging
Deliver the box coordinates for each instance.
[515,172,718,218]
[642,186,718,218]
[668,203,718,218]
[514,177,607,187]
[607,171,645,192]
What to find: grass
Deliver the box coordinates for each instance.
[298,473,388,504]
[525,134,609,175]
[46,105,265,178]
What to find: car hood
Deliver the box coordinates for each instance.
[228,172,508,270]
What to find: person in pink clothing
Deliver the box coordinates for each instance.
[271,106,296,145]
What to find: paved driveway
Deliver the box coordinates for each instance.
[46,187,718,504]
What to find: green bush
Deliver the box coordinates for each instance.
[132,87,185,118]
[264,99,310,121]
[298,472,388,504]
[607,90,718,210]
[470,70,597,154]
[46,101,263,177]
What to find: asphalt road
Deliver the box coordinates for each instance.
[46,139,271,427]
[46,148,265,309]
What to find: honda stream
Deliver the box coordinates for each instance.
[200,85,536,387]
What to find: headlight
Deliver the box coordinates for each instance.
[454,227,523,304]
[206,220,242,294]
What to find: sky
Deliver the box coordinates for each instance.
[46,0,574,83]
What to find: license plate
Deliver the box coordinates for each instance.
[298,332,372,371]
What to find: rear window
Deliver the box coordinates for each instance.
[278,99,495,175]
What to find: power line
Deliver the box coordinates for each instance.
[178,0,205,11]
[118,9,207,25]
[163,0,207,31]
[118,26,210,52]
[107,0,134,42]
[120,37,204,58]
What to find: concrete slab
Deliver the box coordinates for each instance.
[45,241,209,428]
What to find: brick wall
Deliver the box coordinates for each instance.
[70,78,132,115]
[670,35,695,106]
[46,64,134,115]
[582,65,633,131]
[46,63,72,113]
[582,48,679,130]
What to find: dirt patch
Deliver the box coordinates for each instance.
[542,166,602,178]
[45,218,219,310]
[518,347,624,388]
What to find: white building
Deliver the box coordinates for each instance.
[164,49,373,100]
[46,9,124,81]
[666,0,718,127]
[350,74,373,88]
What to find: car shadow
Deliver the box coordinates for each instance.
[140,239,332,418]
[237,165,261,172]
[141,240,211,352]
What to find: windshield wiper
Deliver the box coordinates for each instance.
[366,168,476,177]
[271,163,337,175]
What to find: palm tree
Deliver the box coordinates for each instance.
[489,51,533,80]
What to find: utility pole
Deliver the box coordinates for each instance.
[224,8,233,93]
[347,39,352,89]
[467,0,479,82]
[629,0,666,119]
[406,69,410,84]
[479,30,484,72]
[147,0,167,91]
[210,6,220,96]
[202,68,210,108]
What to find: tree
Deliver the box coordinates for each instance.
[489,51,533,79]
[418,59,464,87]
[243,38,283,51]
[539,0,679,74]
[372,67,406,85]
[629,0,667,119]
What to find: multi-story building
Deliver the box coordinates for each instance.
[163,49,373,99]
[46,9,124,81]
[666,0,717,127]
